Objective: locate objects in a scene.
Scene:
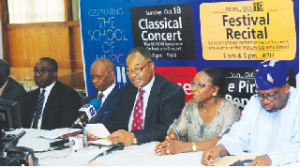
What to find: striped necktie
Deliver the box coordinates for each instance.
[32,89,46,129]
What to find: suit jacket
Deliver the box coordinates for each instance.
[22,81,81,130]
[103,73,185,144]
[85,85,119,123]
[0,77,27,123]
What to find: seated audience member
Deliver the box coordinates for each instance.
[22,57,81,130]
[87,47,185,146]
[0,59,27,115]
[85,57,119,123]
[201,58,299,166]
[154,68,240,155]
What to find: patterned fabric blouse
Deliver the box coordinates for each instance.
[168,98,240,142]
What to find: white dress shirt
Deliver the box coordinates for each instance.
[128,76,155,131]
[31,81,56,129]
[97,83,115,108]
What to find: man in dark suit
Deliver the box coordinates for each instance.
[22,57,81,130]
[0,59,27,116]
[85,57,119,124]
[88,47,185,146]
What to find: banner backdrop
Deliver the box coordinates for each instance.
[79,0,299,106]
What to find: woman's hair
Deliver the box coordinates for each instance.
[202,68,225,97]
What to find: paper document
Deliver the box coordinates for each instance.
[38,128,81,139]
[89,139,113,146]
[85,124,110,139]
[212,155,257,166]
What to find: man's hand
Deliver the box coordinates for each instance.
[201,145,223,166]
[107,129,134,146]
[244,155,272,166]
[86,132,99,141]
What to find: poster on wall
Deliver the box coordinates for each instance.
[79,0,298,106]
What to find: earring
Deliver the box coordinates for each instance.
[212,92,217,96]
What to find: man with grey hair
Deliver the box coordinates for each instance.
[0,59,27,117]
[84,57,119,124]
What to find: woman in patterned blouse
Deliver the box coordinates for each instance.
[154,68,240,155]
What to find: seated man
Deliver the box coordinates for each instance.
[22,57,81,130]
[0,59,27,115]
[88,47,186,146]
[85,57,119,123]
[201,58,299,166]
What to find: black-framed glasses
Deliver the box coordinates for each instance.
[256,87,282,101]
[126,61,152,75]
[33,69,56,75]
[190,81,206,89]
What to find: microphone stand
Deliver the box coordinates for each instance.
[81,121,88,148]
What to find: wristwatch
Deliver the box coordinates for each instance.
[133,136,138,144]
[191,142,197,152]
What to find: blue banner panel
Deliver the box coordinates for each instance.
[79,0,298,106]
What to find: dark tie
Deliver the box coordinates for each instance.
[131,89,145,131]
[88,93,104,124]
[32,89,46,129]
[97,92,104,105]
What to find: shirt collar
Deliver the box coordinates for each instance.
[40,81,56,93]
[139,75,155,94]
[0,78,9,96]
[98,83,115,98]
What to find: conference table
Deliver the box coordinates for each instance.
[7,129,205,166]
[6,129,299,166]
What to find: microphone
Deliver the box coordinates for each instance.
[0,131,26,155]
[71,99,101,128]
[50,136,83,151]
[89,142,125,163]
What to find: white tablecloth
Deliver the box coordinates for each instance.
[6,129,204,166]
[6,129,299,166]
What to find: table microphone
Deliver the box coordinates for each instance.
[71,99,101,128]
[89,142,125,163]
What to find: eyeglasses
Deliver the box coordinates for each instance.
[33,69,56,75]
[256,87,282,101]
[126,61,152,75]
[190,81,206,89]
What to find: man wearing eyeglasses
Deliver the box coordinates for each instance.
[87,47,185,146]
[22,57,81,130]
[201,58,299,166]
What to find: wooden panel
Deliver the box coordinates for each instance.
[7,27,71,74]
[69,24,83,72]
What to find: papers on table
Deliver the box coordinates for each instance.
[85,124,112,146]
[38,128,81,139]
[212,154,257,166]
[85,124,110,139]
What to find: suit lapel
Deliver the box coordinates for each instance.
[41,81,60,125]
[145,74,161,125]
[122,85,138,128]
[93,86,119,123]
[0,78,12,98]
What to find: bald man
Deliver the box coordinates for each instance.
[85,57,119,124]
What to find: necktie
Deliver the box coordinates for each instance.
[97,92,104,105]
[32,89,46,129]
[131,89,145,131]
[88,93,104,124]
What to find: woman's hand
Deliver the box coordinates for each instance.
[154,136,189,155]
